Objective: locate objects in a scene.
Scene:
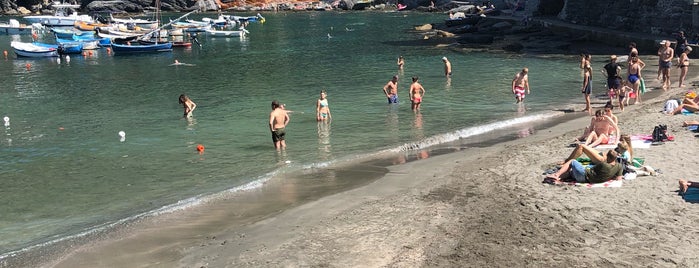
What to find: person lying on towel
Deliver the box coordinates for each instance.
[544,145,623,184]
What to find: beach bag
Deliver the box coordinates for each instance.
[652,124,669,142]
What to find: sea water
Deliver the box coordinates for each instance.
[0,11,588,258]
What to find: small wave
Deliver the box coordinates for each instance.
[396,111,564,152]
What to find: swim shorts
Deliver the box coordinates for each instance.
[412,97,422,104]
[660,60,672,69]
[607,77,620,90]
[582,81,592,94]
[514,86,526,99]
[272,127,285,142]
[387,94,398,104]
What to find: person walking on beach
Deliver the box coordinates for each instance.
[442,57,452,77]
[397,56,405,70]
[383,75,399,104]
[678,46,692,88]
[409,76,426,111]
[511,67,530,103]
[270,100,290,150]
[604,55,623,110]
[581,63,592,114]
[316,90,332,121]
[659,40,675,91]
[178,94,197,118]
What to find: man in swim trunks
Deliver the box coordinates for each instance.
[442,57,452,77]
[383,75,399,104]
[603,55,622,109]
[658,40,674,91]
[581,64,592,114]
[409,76,426,111]
[269,100,290,150]
[511,67,530,103]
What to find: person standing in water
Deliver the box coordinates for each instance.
[178,94,197,118]
[270,100,290,150]
[409,76,426,111]
[511,67,530,103]
[581,63,592,114]
[383,75,399,104]
[316,90,332,121]
[397,56,405,70]
[442,57,452,77]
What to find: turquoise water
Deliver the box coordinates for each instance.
[0,11,585,257]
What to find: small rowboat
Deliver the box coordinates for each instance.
[11,41,58,57]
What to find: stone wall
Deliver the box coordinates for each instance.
[558,0,693,36]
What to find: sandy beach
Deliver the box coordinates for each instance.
[30,54,699,267]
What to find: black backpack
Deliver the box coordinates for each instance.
[652,124,668,142]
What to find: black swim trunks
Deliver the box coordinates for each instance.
[272,127,286,142]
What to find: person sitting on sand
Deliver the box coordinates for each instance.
[679,179,699,194]
[669,91,699,115]
[544,145,623,184]
[577,110,620,147]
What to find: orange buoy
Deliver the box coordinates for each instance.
[31,32,37,40]
[25,63,31,70]
[82,51,87,57]
[3,50,7,58]
[196,144,205,155]
[88,51,93,56]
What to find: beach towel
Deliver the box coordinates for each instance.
[683,187,699,203]
[543,178,623,188]
[639,78,646,94]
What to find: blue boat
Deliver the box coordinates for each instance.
[111,42,173,54]
[10,41,58,57]
[32,41,83,54]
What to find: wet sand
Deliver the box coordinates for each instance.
[28,55,699,267]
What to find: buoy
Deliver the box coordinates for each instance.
[25,63,31,70]
[58,127,64,130]
[82,51,87,57]
[106,47,111,54]
[57,58,61,64]
[88,51,93,57]
[118,131,126,142]
[3,50,7,58]
[196,144,205,155]
[65,55,70,62]
[3,116,9,127]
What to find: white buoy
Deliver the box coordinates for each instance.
[118,131,125,142]
[3,116,9,127]
[65,55,70,63]
[57,58,60,64]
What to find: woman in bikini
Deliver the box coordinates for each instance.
[409,76,426,111]
[178,94,197,118]
[678,46,692,88]
[316,90,331,121]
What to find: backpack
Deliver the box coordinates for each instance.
[652,124,668,142]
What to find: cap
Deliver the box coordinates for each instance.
[610,55,617,60]
[442,57,447,61]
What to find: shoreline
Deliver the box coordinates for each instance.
[26,53,699,267]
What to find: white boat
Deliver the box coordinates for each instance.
[24,3,94,27]
[206,27,248,37]
[0,19,34,35]
[11,41,58,57]
[110,14,158,30]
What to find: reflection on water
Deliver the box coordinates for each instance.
[385,105,400,142]
[411,111,424,140]
[317,121,331,161]
[444,76,452,91]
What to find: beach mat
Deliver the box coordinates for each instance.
[543,178,623,188]
[683,187,699,203]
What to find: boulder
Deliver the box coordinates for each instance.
[414,23,432,31]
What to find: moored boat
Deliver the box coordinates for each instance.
[111,42,173,54]
[24,3,94,27]
[33,41,83,54]
[0,19,34,35]
[11,41,58,57]
[205,27,248,37]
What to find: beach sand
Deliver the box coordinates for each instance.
[38,58,699,267]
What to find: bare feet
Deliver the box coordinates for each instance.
[680,179,689,195]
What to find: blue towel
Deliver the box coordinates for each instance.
[683,187,699,203]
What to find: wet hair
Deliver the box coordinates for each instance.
[178,94,189,104]
[522,67,528,74]
[604,101,614,110]
[412,76,419,82]
[595,109,604,117]
[629,42,637,48]
[392,75,399,80]
[271,100,281,109]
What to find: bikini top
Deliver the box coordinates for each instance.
[319,99,328,107]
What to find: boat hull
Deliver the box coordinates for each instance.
[11,41,58,57]
[111,42,173,54]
